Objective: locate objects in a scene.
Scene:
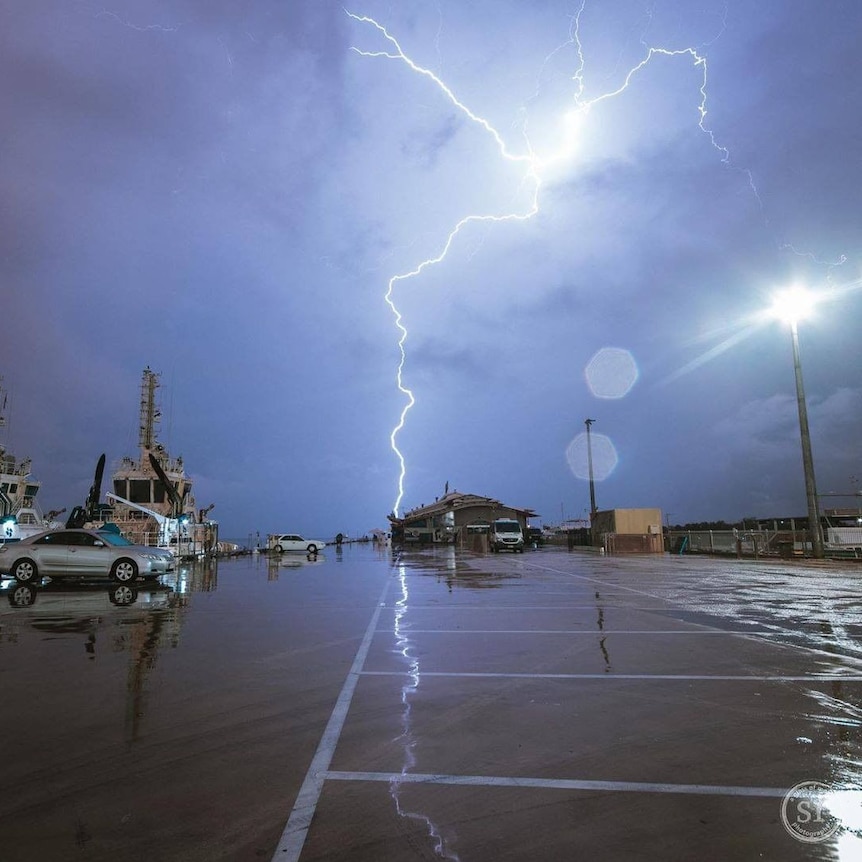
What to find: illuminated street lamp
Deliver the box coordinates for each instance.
[770,286,824,559]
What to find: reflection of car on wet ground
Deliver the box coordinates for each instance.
[0,578,175,662]
[267,533,327,554]
[1,577,174,610]
[270,552,326,569]
[0,528,174,584]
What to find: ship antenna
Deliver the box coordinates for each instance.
[139,367,161,455]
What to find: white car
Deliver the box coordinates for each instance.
[268,534,326,554]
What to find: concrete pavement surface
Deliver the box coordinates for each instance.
[1,544,861,860]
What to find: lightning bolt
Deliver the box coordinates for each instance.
[348,11,541,517]
[382,211,540,517]
[94,9,181,32]
[347,5,760,517]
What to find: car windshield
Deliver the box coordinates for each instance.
[496,521,520,532]
[97,531,134,547]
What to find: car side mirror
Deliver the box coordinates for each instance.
[93,540,105,547]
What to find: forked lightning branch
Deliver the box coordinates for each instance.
[347,6,734,518]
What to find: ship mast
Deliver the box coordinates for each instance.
[139,367,161,456]
[110,367,216,554]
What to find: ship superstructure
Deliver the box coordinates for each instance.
[106,368,217,557]
[0,378,63,541]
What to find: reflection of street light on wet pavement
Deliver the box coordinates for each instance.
[769,286,824,559]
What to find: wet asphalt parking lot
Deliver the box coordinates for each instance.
[1,544,861,861]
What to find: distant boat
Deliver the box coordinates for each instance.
[102,367,218,558]
[0,377,64,542]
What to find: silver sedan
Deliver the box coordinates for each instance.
[0,528,175,583]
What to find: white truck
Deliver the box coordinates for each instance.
[489,518,525,553]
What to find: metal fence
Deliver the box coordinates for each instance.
[667,530,807,558]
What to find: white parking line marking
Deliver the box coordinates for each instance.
[361,670,862,681]
[270,576,392,862]
[380,605,676,611]
[323,770,787,798]
[519,561,666,599]
[400,629,784,635]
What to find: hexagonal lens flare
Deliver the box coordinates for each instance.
[565,431,619,481]
[585,347,639,399]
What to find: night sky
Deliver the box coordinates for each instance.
[2,1,860,540]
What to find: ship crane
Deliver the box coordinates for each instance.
[198,503,215,523]
[105,491,186,552]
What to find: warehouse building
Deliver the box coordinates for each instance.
[389,490,538,550]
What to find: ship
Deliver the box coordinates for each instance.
[0,378,64,542]
[103,367,218,558]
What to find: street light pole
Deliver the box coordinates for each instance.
[789,320,825,558]
[585,418,597,518]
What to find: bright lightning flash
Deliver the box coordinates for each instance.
[348,5,733,518]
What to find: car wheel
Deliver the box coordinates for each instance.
[110,558,138,583]
[274,545,283,554]
[11,558,38,583]
[9,583,37,607]
[108,584,138,606]
[307,544,318,554]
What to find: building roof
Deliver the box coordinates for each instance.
[390,490,538,524]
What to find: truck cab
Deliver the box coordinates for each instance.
[489,518,524,553]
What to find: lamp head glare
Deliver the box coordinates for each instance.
[770,285,817,325]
